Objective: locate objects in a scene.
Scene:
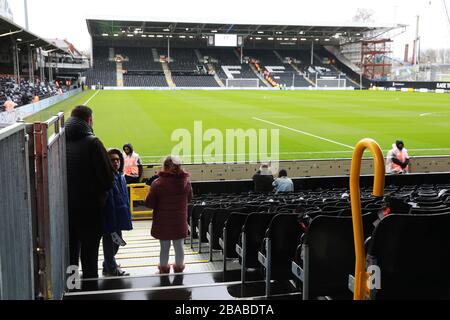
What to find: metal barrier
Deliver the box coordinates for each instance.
[128,183,153,220]
[34,112,69,300]
[0,123,34,300]
[349,138,385,300]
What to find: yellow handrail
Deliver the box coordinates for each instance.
[350,138,385,300]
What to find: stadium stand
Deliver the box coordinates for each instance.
[82,45,362,88]
[0,76,67,111]
[172,75,219,87]
[84,46,116,87]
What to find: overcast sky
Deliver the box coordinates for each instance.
[7,0,450,57]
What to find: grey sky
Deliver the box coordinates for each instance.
[8,0,450,57]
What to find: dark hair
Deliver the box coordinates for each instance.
[279,169,288,177]
[123,143,133,154]
[71,105,92,122]
[108,148,124,173]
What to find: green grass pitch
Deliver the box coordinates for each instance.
[26,89,450,163]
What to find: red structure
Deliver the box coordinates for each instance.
[361,39,392,80]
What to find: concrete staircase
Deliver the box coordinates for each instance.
[194,49,204,63]
[289,62,315,86]
[152,48,160,62]
[249,63,271,87]
[207,63,225,87]
[161,61,176,87]
[273,50,286,64]
[116,61,124,87]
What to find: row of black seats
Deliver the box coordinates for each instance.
[188,184,450,299]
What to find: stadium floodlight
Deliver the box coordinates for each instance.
[156,35,163,38]
[268,37,274,40]
[257,31,264,34]
[189,36,194,39]
[179,35,186,38]
[291,38,297,40]
[141,34,147,38]
[149,35,155,38]
[114,34,119,37]
[255,37,261,40]
[211,30,217,33]
[299,31,304,34]
[30,43,34,46]
[300,38,307,41]
[127,34,134,37]
[315,38,319,41]
[325,39,330,42]
[102,33,108,37]
[163,28,170,32]
[17,38,22,41]
[185,28,189,31]
[284,38,289,40]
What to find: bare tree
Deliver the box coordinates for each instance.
[353,8,375,23]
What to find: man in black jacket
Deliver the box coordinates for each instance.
[252,164,274,193]
[66,105,114,278]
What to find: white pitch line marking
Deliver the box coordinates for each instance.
[83,90,100,105]
[139,148,450,159]
[252,117,355,150]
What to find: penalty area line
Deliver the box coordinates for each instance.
[252,117,355,150]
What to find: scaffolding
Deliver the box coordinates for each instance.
[361,39,392,80]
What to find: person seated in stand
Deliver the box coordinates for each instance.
[386,140,410,174]
[272,169,294,193]
[252,163,274,193]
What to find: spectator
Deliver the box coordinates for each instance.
[252,164,274,192]
[144,156,193,274]
[122,143,143,184]
[102,148,133,277]
[386,140,410,174]
[66,105,114,279]
[273,169,294,193]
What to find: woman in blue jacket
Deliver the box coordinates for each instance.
[102,148,133,277]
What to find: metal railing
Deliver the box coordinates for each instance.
[349,138,385,300]
[34,112,69,300]
[0,123,34,300]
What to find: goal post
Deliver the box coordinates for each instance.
[315,76,347,89]
[225,78,260,88]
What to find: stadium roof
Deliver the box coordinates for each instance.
[86,16,405,43]
[0,16,67,53]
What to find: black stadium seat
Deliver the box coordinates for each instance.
[367,213,450,299]
[236,213,275,283]
[258,214,303,296]
[220,212,248,274]
[292,213,377,300]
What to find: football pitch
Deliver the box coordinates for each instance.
[26,89,450,163]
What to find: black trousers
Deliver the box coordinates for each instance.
[69,221,102,279]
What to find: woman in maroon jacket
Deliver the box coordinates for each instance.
[145,156,193,274]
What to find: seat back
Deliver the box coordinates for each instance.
[241,213,275,268]
[265,214,303,279]
[304,213,376,299]
[211,207,232,250]
[223,213,248,259]
[368,213,450,300]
